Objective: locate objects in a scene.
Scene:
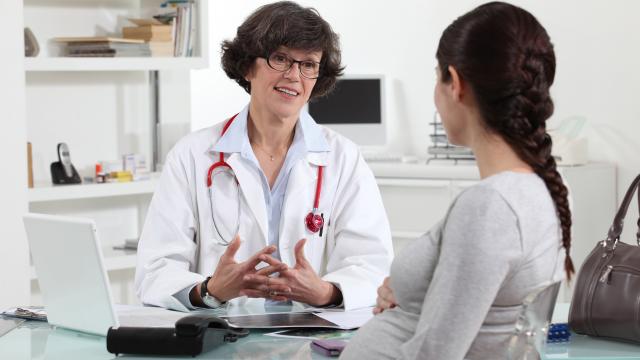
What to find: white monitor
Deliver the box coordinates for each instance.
[307,75,386,147]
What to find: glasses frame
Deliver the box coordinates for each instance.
[265,52,321,80]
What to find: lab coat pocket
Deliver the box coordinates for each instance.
[305,209,331,270]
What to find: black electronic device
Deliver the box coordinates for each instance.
[106,315,249,356]
[306,76,386,146]
[50,142,81,185]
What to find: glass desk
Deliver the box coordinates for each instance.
[0,324,332,360]
[1,304,639,359]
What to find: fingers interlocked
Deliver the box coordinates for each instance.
[237,254,292,301]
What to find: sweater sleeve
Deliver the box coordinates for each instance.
[397,186,523,360]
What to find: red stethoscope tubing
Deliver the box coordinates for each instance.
[206,115,237,187]
[206,114,324,234]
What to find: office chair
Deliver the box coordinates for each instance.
[506,281,561,360]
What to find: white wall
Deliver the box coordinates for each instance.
[0,0,30,309]
[192,0,640,218]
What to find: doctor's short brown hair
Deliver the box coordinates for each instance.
[221,1,344,99]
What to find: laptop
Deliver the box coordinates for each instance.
[23,213,186,336]
[23,213,121,336]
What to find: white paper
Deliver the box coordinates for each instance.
[265,328,355,340]
[314,307,374,329]
[114,304,188,328]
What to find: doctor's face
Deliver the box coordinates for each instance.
[246,46,321,120]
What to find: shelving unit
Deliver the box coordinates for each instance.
[23,0,209,305]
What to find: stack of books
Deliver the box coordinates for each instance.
[55,37,151,57]
[171,1,196,57]
[123,19,174,57]
[152,0,197,57]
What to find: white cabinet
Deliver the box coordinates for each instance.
[371,162,617,302]
[376,178,451,250]
[23,0,209,306]
[371,163,480,254]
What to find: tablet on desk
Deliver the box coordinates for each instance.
[222,312,341,329]
[221,307,374,330]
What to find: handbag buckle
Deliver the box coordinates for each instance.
[602,237,619,251]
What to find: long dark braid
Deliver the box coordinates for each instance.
[436,2,575,279]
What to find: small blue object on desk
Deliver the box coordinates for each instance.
[548,323,571,343]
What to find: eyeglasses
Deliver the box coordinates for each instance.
[266,52,321,79]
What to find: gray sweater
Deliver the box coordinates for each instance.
[341,171,565,360]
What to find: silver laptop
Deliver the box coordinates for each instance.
[23,213,120,336]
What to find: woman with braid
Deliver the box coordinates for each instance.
[341,2,573,359]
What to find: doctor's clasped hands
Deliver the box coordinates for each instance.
[242,238,342,307]
[188,235,343,307]
[190,236,288,304]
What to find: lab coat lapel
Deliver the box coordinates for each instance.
[283,152,329,212]
[280,152,329,262]
[226,153,268,245]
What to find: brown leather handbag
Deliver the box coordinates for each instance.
[569,174,640,343]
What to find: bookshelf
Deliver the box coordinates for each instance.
[22,0,210,305]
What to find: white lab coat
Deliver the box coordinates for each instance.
[135,108,393,311]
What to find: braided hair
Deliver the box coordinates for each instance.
[436,2,575,280]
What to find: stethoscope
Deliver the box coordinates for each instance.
[206,114,325,246]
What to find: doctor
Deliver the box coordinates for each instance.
[135,1,393,312]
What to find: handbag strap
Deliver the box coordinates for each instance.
[605,173,640,246]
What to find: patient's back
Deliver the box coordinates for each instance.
[342,171,564,360]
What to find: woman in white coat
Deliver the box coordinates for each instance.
[135,1,393,312]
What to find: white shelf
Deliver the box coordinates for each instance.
[30,247,137,280]
[25,57,208,72]
[29,174,160,203]
[370,162,481,180]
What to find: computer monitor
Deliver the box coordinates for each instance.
[307,75,386,147]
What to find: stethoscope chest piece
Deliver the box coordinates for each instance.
[305,212,324,233]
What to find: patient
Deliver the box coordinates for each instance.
[341,2,573,359]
